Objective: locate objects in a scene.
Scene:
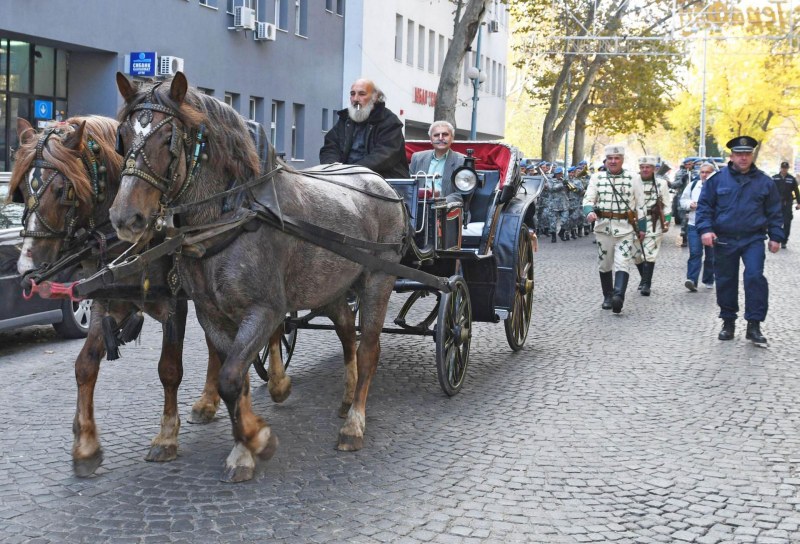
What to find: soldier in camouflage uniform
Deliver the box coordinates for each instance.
[633,155,672,296]
[575,161,592,236]
[566,167,584,238]
[583,144,647,313]
[547,166,570,242]
[536,162,551,236]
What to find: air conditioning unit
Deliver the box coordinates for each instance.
[159,56,185,76]
[234,6,257,30]
[255,21,276,41]
[488,20,500,33]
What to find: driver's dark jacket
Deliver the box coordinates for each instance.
[319,102,409,179]
[695,162,784,243]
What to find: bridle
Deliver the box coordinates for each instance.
[15,126,107,243]
[116,86,205,210]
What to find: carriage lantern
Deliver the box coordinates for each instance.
[452,148,479,194]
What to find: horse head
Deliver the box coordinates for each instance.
[11,116,121,275]
[110,72,261,243]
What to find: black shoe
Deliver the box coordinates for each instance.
[685,279,697,292]
[718,319,735,341]
[745,320,767,344]
[635,263,644,290]
[571,229,577,239]
[611,271,629,314]
[680,234,687,247]
[781,242,787,249]
[640,262,654,296]
[551,233,557,243]
[600,271,613,310]
[559,228,568,241]
[584,225,590,236]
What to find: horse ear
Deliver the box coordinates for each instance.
[116,71,137,101]
[169,72,188,105]
[62,121,87,151]
[16,118,36,145]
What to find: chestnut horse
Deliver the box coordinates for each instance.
[10,116,229,476]
[109,72,407,482]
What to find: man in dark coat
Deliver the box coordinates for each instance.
[319,78,409,179]
[771,161,800,248]
[695,135,784,345]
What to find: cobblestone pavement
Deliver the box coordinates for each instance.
[2,228,800,543]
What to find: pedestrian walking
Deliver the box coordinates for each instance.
[695,136,784,345]
[583,144,647,313]
[681,162,716,291]
[771,161,800,249]
[633,155,671,296]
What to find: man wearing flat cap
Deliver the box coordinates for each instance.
[695,135,784,345]
[771,161,800,248]
[633,155,671,296]
[583,144,647,313]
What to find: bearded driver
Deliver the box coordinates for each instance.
[320,78,409,178]
[583,145,647,314]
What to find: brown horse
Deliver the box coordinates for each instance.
[10,116,228,476]
[109,72,407,482]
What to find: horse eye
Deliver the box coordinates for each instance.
[53,185,64,199]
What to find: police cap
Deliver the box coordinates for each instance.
[726,135,758,153]
[781,161,789,168]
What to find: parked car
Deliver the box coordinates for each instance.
[0,178,91,338]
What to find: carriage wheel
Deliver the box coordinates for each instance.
[435,276,472,396]
[253,312,298,382]
[504,223,534,351]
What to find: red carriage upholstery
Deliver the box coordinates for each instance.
[405,141,514,188]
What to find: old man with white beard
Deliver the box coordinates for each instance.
[319,78,409,179]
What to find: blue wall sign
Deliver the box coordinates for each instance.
[129,51,157,77]
[34,100,53,120]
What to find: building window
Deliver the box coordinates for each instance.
[325,0,333,12]
[295,0,307,36]
[428,30,435,73]
[406,20,414,66]
[332,108,338,129]
[227,0,253,13]
[322,108,329,131]
[249,96,263,122]
[271,100,284,152]
[394,15,403,62]
[256,0,267,20]
[417,25,425,70]
[275,0,288,29]
[198,87,214,96]
[291,103,304,160]
[335,0,343,15]
[492,60,497,95]
[438,35,445,75]
[200,0,218,8]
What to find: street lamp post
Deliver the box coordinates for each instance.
[699,27,709,158]
[467,24,485,140]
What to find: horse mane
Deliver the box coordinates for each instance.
[9,116,122,204]
[118,78,265,183]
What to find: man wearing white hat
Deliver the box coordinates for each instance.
[633,155,671,296]
[583,144,647,313]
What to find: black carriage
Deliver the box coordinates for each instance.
[253,141,544,395]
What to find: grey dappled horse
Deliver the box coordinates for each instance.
[109,72,407,482]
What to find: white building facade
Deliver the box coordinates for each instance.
[342,0,510,141]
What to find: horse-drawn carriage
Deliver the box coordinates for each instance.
[251,140,543,396]
[12,72,544,481]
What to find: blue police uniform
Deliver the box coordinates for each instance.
[695,161,784,323]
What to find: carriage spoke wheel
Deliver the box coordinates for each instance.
[253,312,298,382]
[435,276,472,396]
[504,223,534,351]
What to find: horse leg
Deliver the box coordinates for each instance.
[326,300,358,418]
[337,274,394,451]
[145,299,187,462]
[189,333,222,423]
[72,305,106,477]
[266,326,292,403]
[218,309,281,482]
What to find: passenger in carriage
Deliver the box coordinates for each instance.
[319,78,409,179]
[408,120,466,201]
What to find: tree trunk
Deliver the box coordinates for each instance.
[571,98,591,164]
[433,0,491,130]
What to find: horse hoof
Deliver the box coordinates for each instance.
[73,450,104,478]
[336,432,363,452]
[337,402,351,419]
[268,377,292,403]
[220,464,254,483]
[257,432,279,461]
[188,406,217,424]
[145,444,178,462]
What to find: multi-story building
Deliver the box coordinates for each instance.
[0,0,346,171]
[345,0,509,141]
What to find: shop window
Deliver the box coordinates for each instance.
[9,41,30,93]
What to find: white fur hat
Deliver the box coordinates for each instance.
[638,155,659,166]
[604,144,625,157]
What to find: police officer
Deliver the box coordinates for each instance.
[583,144,647,313]
[633,155,671,296]
[547,166,570,242]
[771,161,800,248]
[695,136,784,345]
